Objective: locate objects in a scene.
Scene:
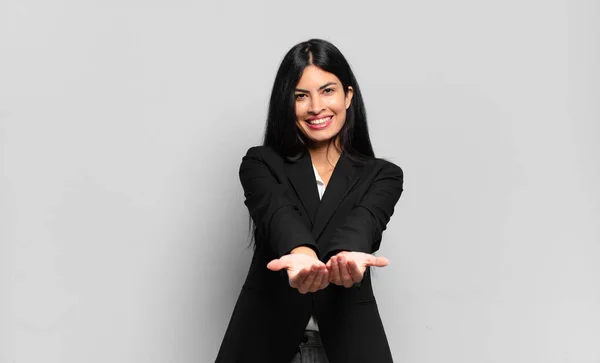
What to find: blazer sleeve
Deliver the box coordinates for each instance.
[323,161,404,258]
[239,146,318,258]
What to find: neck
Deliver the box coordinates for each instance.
[308,139,342,168]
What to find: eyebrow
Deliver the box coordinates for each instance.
[295,82,337,93]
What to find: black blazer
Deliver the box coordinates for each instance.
[216,145,404,363]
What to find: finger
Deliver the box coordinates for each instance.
[309,274,322,293]
[317,262,330,290]
[319,266,330,290]
[267,258,287,271]
[329,256,342,285]
[319,271,330,290]
[298,267,317,294]
[290,267,310,289]
[325,260,332,272]
[365,255,390,268]
[309,264,324,292]
[347,259,363,283]
[337,256,354,288]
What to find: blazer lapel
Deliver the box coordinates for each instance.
[285,152,320,224]
[311,152,364,240]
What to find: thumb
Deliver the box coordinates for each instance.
[366,255,389,268]
[267,258,287,271]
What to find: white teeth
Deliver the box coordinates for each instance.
[308,116,331,125]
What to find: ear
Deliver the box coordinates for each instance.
[345,86,354,109]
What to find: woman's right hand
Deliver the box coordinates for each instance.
[267,247,329,294]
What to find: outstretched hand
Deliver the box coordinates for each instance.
[326,251,389,288]
[267,250,329,294]
[267,248,389,292]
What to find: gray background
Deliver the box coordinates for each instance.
[1,0,599,362]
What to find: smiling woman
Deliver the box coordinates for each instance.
[215,39,404,363]
[294,68,353,145]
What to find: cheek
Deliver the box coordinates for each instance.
[295,105,306,129]
[295,103,307,120]
[327,97,347,121]
[336,110,347,129]
[326,95,346,113]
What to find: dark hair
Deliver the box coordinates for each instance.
[263,38,375,161]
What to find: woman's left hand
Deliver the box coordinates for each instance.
[326,251,389,288]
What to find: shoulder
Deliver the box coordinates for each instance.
[244,145,280,158]
[241,146,288,173]
[378,158,403,177]
[243,145,285,163]
[357,155,403,179]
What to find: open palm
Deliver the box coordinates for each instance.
[267,254,329,294]
[326,251,389,288]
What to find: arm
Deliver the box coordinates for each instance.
[240,146,329,293]
[323,161,404,258]
[323,161,403,287]
[239,146,318,258]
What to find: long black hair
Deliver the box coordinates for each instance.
[263,38,375,161]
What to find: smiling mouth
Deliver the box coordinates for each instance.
[306,116,332,125]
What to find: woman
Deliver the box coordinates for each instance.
[216,39,404,363]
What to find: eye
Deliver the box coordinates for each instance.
[295,94,307,100]
[323,88,335,94]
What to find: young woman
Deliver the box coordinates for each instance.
[216,39,404,363]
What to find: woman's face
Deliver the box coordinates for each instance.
[295,65,353,147]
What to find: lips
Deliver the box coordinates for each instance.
[305,115,333,130]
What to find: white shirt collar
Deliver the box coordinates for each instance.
[312,164,325,185]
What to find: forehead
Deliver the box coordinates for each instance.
[296,65,341,88]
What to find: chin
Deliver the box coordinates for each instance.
[306,134,339,146]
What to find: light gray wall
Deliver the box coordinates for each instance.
[1,0,599,362]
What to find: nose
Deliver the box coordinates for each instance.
[308,95,324,114]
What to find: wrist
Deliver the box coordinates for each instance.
[290,246,317,258]
[325,249,350,261]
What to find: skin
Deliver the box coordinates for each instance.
[267,65,390,293]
